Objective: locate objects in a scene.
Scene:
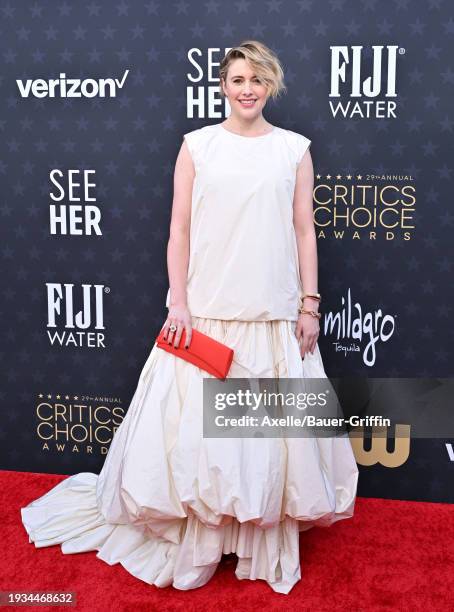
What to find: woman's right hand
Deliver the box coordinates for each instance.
[161,302,193,349]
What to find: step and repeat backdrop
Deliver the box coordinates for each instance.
[1,2,452,503]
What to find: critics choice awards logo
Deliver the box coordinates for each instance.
[36,393,125,456]
[314,172,416,241]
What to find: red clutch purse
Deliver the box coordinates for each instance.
[155,327,234,380]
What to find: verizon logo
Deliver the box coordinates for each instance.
[16,69,130,98]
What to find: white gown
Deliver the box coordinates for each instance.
[21,317,358,594]
[21,123,359,594]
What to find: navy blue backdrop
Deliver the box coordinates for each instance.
[1,0,453,503]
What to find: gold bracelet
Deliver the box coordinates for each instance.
[301,292,321,302]
[298,307,321,319]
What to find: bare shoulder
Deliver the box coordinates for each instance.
[174,143,193,182]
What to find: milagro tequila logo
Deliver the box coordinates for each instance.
[324,288,395,366]
[46,283,108,347]
[16,69,129,98]
[329,45,404,118]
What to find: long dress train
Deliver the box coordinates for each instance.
[21,316,359,595]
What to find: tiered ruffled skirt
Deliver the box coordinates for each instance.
[21,316,359,594]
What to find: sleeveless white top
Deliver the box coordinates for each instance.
[165,122,311,321]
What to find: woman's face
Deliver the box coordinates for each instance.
[221,58,269,119]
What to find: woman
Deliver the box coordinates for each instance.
[21,40,358,595]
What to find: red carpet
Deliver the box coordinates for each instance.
[2,469,454,611]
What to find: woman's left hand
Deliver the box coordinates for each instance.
[295,313,320,359]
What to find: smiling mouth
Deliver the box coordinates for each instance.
[239,99,257,106]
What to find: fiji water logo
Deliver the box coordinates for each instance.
[46,282,108,347]
[329,45,404,118]
[324,288,395,366]
[16,69,129,98]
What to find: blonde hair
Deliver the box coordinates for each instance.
[219,40,287,101]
